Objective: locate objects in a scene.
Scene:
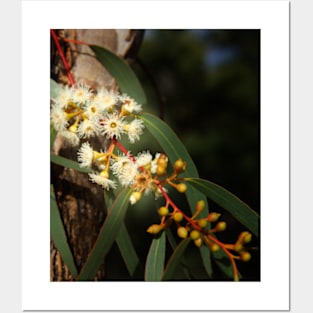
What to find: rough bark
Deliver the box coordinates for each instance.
[50,29,144,281]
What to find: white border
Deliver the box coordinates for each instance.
[21,1,290,311]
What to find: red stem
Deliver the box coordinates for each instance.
[207,234,239,281]
[51,29,75,87]
[156,182,203,232]
[112,138,136,162]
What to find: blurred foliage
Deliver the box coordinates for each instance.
[133,29,260,210]
[131,29,260,280]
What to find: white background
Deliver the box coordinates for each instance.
[1,0,311,312]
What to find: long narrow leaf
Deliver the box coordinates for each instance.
[140,112,208,217]
[103,188,140,277]
[50,126,56,151]
[50,78,63,100]
[186,178,259,237]
[77,188,132,281]
[90,45,146,104]
[50,153,91,173]
[145,231,166,281]
[50,189,77,278]
[199,244,213,277]
[140,112,212,277]
[115,225,140,276]
[162,238,191,281]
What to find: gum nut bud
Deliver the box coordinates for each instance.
[174,159,186,172]
[197,218,208,229]
[216,221,227,232]
[158,154,168,167]
[207,212,221,222]
[176,183,187,193]
[240,251,252,262]
[158,206,169,216]
[210,243,220,252]
[156,165,166,176]
[196,200,205,212]
[173,212,184,222]
[243,232,252,244]
[234,243,244,252]
[146,224,163,234]
[194,237,203,248]
[129,191,142,205]
[177,226,188,238]
[189,230,201,241]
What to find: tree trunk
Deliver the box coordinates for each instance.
[50,29,144,281]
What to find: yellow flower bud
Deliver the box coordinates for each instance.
[177,226,188,238]
[194,237,203,248]
[234,243,244,252]
[216,221,227,232]
[158,206,169,216]
[196,200,205,212]
[242,232,252,244]
[197,218,208,229]
[173,212,184,222]
[146,224,163,235]
[176,183,187,193]
[189,230,201,241]
[129,191,142,205]
[240,251,251,262]
[207,212,221,222]
[210,243,220,252]
[156,165,166,176]
[174,159,187,173]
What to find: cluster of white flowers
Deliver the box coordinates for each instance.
[77,142,168,203]
[50,82,145,145]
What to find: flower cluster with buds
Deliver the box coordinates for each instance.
[145,159,254,279]
[50,82,145,146]
[76,139,189,205]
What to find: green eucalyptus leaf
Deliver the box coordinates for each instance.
[140,112,208,217]
[145,231,166,281]
[185,178,259,237]
[50,78,63,100]
[77,188,132,281]
[115,225,140,276]
[140,112,212,278]
[90,45,146,104]
[50,153,91,173]
[50,126,57,151]
[199,244,213,277]
[103,188,140,276]
[50,188,78,278]
[162,238,191,281]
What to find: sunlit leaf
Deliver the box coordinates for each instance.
[145,231,166,281]
[50,188,77,278]
[50,152,91,173]
[77,188,132,281]
[50,78,63,100]
[90,45,146,104]
[185,178,259,237]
